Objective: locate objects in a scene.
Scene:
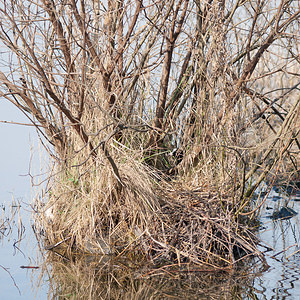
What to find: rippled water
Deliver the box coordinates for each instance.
[252,185,300,299]
[0,201,47,299]
[1,184,299,299]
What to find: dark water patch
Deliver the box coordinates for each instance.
[269,207,298,220]
[272,181,300,196]
[294,191,300,202]
[272,195,282,201]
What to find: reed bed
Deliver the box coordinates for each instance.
[1,0,299,274]
[34,140,265,270]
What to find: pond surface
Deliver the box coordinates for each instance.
[252,184,300,299]
[0,102,48,299]
[1,184,299,299]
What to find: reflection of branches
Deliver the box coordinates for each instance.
[39,250,262,300]
[0,265,21,295]
[13,239,26,258]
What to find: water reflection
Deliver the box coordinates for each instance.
[254,184,300,299]
[0,200,47,299]
[37,249,266,299]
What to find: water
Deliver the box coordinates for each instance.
[0,103,48,299]
[253,185,300,299]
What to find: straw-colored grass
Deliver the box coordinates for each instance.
[34,128,267,270]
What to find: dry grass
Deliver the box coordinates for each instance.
[34,137,266,270]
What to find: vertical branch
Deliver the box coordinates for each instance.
[42,0,76,77]
[70,0,109,88]
[116,0,124,80]
[154,0,189,131]
[78,0,86,120]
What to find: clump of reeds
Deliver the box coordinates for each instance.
[34,136,265,269]
[1,0,300,273]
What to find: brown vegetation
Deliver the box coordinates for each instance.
[0,0,299,271]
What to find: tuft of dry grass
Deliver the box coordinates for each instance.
[34,139,267,270]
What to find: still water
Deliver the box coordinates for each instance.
[0,102,48,299]
[253,185,300,299]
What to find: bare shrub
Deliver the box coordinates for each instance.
[1,0,299,269]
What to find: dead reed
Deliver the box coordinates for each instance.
[34,142,266,269]
[1,0,299,272]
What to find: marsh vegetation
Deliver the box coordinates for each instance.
[0,0,299,276]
